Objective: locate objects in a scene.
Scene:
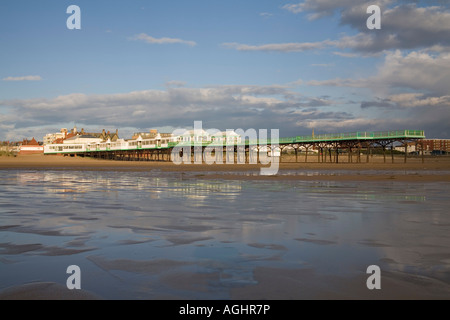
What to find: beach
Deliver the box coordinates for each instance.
[1,154,450,182]
[1,154,450,300]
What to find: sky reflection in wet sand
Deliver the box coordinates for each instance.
[0,170,449,299]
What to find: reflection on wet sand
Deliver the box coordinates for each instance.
[0,170,449,299]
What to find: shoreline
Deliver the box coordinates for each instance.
[1,154,450,182]
[1,154,450,300]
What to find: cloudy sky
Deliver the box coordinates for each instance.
[1,0,449,141]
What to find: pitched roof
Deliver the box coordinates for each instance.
[22,138,39,146]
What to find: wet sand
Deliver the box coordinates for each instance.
[0,282,101,300]
[1,154,450,182]
[1,154,449,300]
[229,267,450,300]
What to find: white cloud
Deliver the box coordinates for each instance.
[3,75,42,81]
[332,51,364,58]
[296,118,379,130]
[222,40,333,52]
[385,93,450,108]
[226,3,450,56]
[165,80,187,88]
[282,3,304,14]
[374,51,450,95]
[307,78,368,88]
[308,50,450,96]
[1,81,448,139]
[284,2,450,53]
[283,0,372,20]
[0,85,315,126]
[130,33,196,47]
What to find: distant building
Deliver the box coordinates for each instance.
[63,135,103,145]
[45,127,120,144]
[176,129,242,144]
[394,142,417,153]
[132,129,172,140]
[86,128,120,142]
[417,139,450,155]
[44,128,68,145]
[19,138,44,155]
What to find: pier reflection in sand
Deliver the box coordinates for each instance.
[0,170,449,299]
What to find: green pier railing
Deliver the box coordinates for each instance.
[175,130,425,147]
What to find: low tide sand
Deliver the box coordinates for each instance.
[1,154,450,182]
[1,154,450,300]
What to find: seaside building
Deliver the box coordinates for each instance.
[132,129,173,140]
[43,127,121,156]
[176,129,242,144]
[44,128,68,145]
[63,135,104,145]
[90,128,120,142]
[417,139,450,155]
[19,138,44,155]
[0,141,19,154]
[393,142,417,154]
[44,127,120,145]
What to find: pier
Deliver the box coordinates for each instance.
[44,129,426,164]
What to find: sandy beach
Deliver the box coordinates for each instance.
[1,153,450,300]
[1,154,450,182]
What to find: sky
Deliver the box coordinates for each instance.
[0,0,449,141]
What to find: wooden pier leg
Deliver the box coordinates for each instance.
[391,145,394,163]
[383,146,386,163]
[305,147,308,163]
[421,141,424,164]
[335,147,338,163]
[366,145,370,163]
[358,146,361,163]
[404,142,407,163]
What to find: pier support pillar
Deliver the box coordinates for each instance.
[404,142,407,163]
[391,145,394,163]
[421,141,425,164]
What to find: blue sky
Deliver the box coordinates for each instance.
[1,0,449,141]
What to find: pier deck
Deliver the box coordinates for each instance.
[44,129,426,164]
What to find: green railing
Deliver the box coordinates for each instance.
[168,130,425,147]
[290,130,424,143]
